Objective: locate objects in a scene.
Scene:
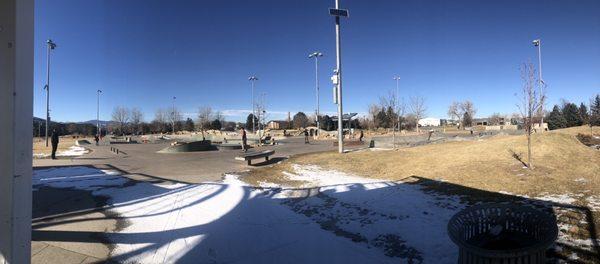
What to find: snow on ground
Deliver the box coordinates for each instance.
[34,145,89,158]
[34,165,596,263]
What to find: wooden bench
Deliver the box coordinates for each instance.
[235,150,275,165]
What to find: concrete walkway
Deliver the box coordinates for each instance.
[31,136,365,263]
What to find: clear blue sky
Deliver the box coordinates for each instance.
[34,0,600,122]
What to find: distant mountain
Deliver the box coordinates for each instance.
[33,117,113,126]
[78,120,114,126]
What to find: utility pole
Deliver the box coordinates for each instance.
[248,76,258,132]
[309,52,323,138]
[533,39,544,132]
[172,96,176,134]
[330,0,348,153]
[44,39,56,146]
[97,90,102,137]
[393,76,400,149]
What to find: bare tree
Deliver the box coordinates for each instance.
[197,106,213,140]
[130,107,143,134]
[488,113,504,126]
[447,101,461,127]
[460,100,477,127]
[167,106,182,134]
[153,109,166,133]
[447,100,477,129]
[517,62,542,169]
[410,96,427,133]
[368,103,381,129]
[111,106,130,135]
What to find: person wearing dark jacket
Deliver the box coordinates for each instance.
[304,129,309,144]
[241,128,248,152]
[51,129,59,159]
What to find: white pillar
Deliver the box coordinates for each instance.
[0,0,34,263]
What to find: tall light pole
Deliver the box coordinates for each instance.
[533,39,544,131]
[393,76,400,149]
[309,52,323,137]
[330,0,348,153]
[248,76,258,132]
[97,90,102,137]
[44,39,57,146]
[259,92,266,145]
[171,96,176,134]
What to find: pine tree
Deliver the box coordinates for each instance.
[591,95,600,126]
[562,102,582,127]
[578,103,589,125]
[547,105,567,130]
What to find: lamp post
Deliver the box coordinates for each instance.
[44,39,57,146]
[248,76,258,132]
[533,39,544,132]
[330,0,348,153]
[393,76,400,149]
[309,52,323,137]
[171,96,176,134]
[97,90,102,137]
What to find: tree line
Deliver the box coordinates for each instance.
[108,106,238,135]
[546,95,600,130]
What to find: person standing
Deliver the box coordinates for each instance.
[241,128,248,152]
[94,135,100,146]
[304,128,309,144]
[359,130,364,142]
[51,129,59,159]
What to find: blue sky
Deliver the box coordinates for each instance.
[34,0,600,122]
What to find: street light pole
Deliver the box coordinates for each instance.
[97,90,102,137]
[44,39,56,146]
[309,52,323,137]
[393,76,400,149]
[533,39,544,132]
[333,0,345,153]
[172,96,176,134]
[248,76,258,132]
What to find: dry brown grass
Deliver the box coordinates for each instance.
[33,136,90,155]
[551,125,600,137]
[246,131,599,198]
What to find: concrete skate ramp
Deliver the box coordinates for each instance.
[158,140,217,153]
[75,139,91,146]
[217,143,242,150]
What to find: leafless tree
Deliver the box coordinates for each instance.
[517,62,542,169]
[460,100,477,126]
[111,106,130,135]
[447,101,461,127]
[167,106,182,134]
[153,108,167,133]
[488,113,504,126]
[197,106,213,139]
[130,107,143,134]
[447,100,477,129]
[410,96,427,133]
[368,103,381,129]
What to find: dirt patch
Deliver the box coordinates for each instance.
[577,133,600,147]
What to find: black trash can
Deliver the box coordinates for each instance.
[447,204,558,264]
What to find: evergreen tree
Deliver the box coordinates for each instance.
[578,103,589,125]
[463,112,473,127]
[184,118,195,131]
[245,114,258,131]
[547,105,567,130]
[591,95,600,126]
[292,112,309,129]
[562,102,582,127]
[375,110,388,128]
[210,119,222,130]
